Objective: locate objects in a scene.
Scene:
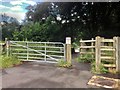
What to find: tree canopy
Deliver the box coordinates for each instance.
[2,2,120,43]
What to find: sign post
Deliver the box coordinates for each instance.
[66,37,72,64]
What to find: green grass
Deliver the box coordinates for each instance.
[0,55,22,69]
[76,54,94,63]
[57,60,72,68]
[75,54,109,74]
[91,61,109,74]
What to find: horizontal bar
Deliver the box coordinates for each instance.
[29,46,64,49]
[12,49,27,51]
[18,56,44,59]
[80,40,96,43]
[22,60,58,63]
[101,46,114,49]
[46,50,64,53]
[10,41,64,45]
[100,48,115,51]
[49,55,64,58]
[80,46,95,49]
[101,39,114,42]
[101,56,115,59]
[103,64,116,67]
[12,53,44,56]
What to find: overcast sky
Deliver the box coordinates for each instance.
[0,0,37,23]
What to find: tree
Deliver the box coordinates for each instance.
[24,2,120,43]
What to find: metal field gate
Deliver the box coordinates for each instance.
[9,41,66,63]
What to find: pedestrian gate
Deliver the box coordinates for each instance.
[9,41,66,63]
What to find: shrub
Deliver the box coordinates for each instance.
[76,54,94,63]
[91,61,109,74]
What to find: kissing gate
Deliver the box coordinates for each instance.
[6,37,71,64]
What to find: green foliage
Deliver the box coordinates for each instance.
[76,53,108,74]
[76,54,94,63]
[72,42,79,49]
[13,16,61,42]
[0,55,22,69]
[91,61,109,74]
[25,2,120,41]
[57,60,72,68]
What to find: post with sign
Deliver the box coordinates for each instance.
[66,37,72,64]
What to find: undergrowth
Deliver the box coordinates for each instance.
[0,55,22,69]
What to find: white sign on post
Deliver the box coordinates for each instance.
[66,37,71,44]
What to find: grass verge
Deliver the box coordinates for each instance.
[0,55,22,69]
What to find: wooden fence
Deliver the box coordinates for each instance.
[80,36,120,73]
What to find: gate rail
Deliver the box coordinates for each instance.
[9,41,66,63]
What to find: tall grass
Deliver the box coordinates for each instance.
[0,55,22,69]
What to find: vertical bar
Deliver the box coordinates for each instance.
[9,41,11,56]
[95,36,101,73]
[45,43,47,62]
[66,37,72,64]
[113,37,116,66]
[0,25,2,55]
[27,42,29,60]
[91,38,94,60]
[115,37,120,73]
[5,38,9,57]
[64,44,66,61]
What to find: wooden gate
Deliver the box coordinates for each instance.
[80,36,120,73]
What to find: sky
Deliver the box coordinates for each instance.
[0,0,37,23]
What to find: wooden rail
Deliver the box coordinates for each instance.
[80,36,120,73]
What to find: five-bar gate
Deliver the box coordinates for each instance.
[9,41,66,63]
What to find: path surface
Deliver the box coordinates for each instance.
[1,54,99,88]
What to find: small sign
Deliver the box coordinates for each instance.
[66,37,71,44]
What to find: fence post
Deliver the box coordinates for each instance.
[5,38,9,57]
[95,36,101,73]
[45,43,47,62]
[91,38,94,59]
[66,37,72,64]
[115,37,120,73]
[80,39,86,58]
[27,42,29,60]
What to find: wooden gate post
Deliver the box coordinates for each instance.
[115,37,120,73]
[66,37,72,64]
[95,36,101,73]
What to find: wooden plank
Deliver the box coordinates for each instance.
[80,46,95,49]
[101,39,114,42]
[100,46,113,49]
[100,48,115,51]
[80,40,96,43]
[103,64,116,68]
[101,56,115,60]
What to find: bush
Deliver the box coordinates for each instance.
[76,54,94,63]
[91,61,109,74]
[0,55,22,69]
